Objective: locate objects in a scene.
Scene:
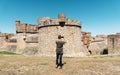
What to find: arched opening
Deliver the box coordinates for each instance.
[88,50,92,54]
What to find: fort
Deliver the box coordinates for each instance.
[0,14,119,57]
[37,14,88,57]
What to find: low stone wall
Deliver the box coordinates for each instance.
[0,37,5,48]
[22,43,38,55]
[88,41,107,55]
[7,43,17,52]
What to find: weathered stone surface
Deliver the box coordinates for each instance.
[116,32,120,35]
[22,43,38,55]
[95,35,107,45]
[82,32,91,47]
[16,24,26,32]
[88,41,107,55]
[16,33,38,54]
[9,36,17,43]
[25,34,38,43]
[38,17,50,25]
[0,33,6,37]
[58,14,66,22]
[88,35,107,55]
[0,33,15,50]
[0,35,5,48]
[108,34,120,55]
[16,33,26,53]
[38,14,89,57]
[23,46,38,55]
[16,19,38,33]
[2,15,113,56]
[7,44,17,52]
[26,24,38,32]
[38,17,81,26]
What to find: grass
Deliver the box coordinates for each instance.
[0,55,120,75]
[40,62,49,65]
[0,51,18,55]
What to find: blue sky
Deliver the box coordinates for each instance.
[0,0,120,36]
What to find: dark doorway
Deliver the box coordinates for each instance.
[103,48,108,55]
[88,50,92,54]
[103,50,108,54]
[59,22,65,27]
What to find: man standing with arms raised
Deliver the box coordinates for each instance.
[56,35,66,69]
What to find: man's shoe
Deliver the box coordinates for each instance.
[59,66,62,69]
[56,65,59,68]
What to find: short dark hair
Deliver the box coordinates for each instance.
[58,35,61,39]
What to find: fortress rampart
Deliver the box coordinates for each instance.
[37,14,89,57]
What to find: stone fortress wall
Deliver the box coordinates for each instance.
[0,14,120,56]
[38,14,88,57]
[16,19,38,55]
[0,33,16,51]
[88,35,107,55]
[108,33,120,55]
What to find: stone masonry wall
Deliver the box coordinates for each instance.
[0,33,15,50]
[16,33,26,54]
[38,25,88,57]
[38,14,89,57]
[16,33,38,54]
[88,35,107,55]
[15,19,38,54]
[82,32,91,48]
[108,34,120,55]
[22,43,38,55]
[16,19,38,33]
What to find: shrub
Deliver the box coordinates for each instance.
[104,47,108,51]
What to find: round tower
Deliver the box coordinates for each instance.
[38,14,88,57]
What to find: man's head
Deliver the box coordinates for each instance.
[58,35,64,39]
[58,35,62,39]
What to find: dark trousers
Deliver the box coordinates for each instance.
[56,53,63,66]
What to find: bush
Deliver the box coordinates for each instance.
[104,48,108,51]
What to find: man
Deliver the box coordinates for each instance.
[56,35,66,69]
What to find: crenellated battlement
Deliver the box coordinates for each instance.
[16,19,38,33]
[38,18,81,26]
[38,14,81,28]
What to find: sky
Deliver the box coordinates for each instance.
[0,0,120,36]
